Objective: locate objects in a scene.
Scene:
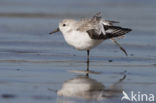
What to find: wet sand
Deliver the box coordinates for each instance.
[0,0,156,103]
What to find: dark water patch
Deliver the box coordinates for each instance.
[0,12,83,19]
[0,51,156,64]
[0,59,81,64]
[93,56,156,63]
[0,49,45,54]
[94,63,154,68]
[0,40,66,48]
[108,59,113,62]
[1,94,16,99]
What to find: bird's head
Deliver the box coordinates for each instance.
[49,19,76,35]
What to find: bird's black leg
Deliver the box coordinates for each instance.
[86,50,90,72]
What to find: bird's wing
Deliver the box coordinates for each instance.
[78,12,131,40]
[86,25,131,40]
[77,12,106,35]
[83,13,131,39]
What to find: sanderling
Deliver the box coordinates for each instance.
[49,12,132,68]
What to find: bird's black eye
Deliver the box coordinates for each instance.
[63,24,66,27]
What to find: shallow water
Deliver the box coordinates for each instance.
[0,0,156,103]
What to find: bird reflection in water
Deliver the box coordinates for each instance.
[57,67,126,101]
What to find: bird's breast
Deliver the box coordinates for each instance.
[62,31,103,50]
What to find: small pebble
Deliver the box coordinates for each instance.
[108,60,113,62]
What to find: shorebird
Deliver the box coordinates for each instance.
[49,13,131,69]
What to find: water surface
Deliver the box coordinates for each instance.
[0,0,156,103]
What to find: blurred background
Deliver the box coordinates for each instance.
[0,0,156,103]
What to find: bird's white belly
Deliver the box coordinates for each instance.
[63,31,103,50]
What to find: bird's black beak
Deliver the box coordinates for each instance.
[49,28,60,35]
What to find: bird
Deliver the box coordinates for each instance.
[49,12,132,70]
